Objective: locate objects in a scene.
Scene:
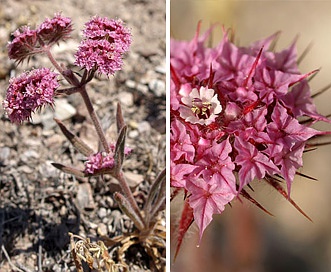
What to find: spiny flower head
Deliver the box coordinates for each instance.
[84,152,115,175]
[7,13,72,63]
[75,16,132,76]
[37,13,73,45]
[3,68,59,123]
[171,25,330,242]
[84,144,132,175]
[82,16,131,53]
[7,26,39,63]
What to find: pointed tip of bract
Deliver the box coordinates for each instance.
[173,200,194,261]
[265,176,313,222]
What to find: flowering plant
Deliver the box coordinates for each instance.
[3,13,165,271]
[170,23,331,256]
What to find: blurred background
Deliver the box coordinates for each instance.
[171,1,331,271]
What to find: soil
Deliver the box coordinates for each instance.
[0,0,165,271]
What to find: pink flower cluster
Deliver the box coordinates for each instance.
[74,17,132,75]
[84,152,115,174]
[37,13,73,45]
[84,144,132,174]
[3,68,59,123]
[8,13,72,62]
[171,27,330,240]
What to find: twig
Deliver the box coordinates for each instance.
[37,196,44,272]
[1,245,25,272]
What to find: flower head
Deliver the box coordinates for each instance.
[84,152,115,174]
[84,143,132,175]
[82,17,131,53]
[75,16,131,75]
[7,26,39,62]
[3,68,59,123]
[75,39,124,75]
[171,26,330,241]
[37,13,73,45]
[7,13,72,63]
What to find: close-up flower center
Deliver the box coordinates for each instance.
[179,86,223,125]
[191,98,212,119]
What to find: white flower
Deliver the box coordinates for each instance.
[179,86,222,125]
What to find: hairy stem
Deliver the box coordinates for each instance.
[45,48,80,86]
[116,171,144,226]
[79,85,110,153]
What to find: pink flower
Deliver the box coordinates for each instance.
[84,152,115,174]
[75,17,131,75]
[84,143,132,175]
[179,86,222,125]
[186,176,236,243]
[7,26,39,63]
[170,119,195,163]
[75,39,124,75]
[3,68,59,123]
[171,26,331,241]
[7,13,72,63]
[82,17,131,53]
[170,161,197,188]
[37,13,73,45]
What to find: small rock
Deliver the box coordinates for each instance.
[0,54,11,80]
[155,61,166,75]
[128,129,139,139]
[76,183,95,211]
[20,150,39,162]
[125,79,136,89]
[54,98,77,121]
[98,207,107,219]
[110,209,123,233]
[149,78,165,96]
[18,165,33,174]
[105,196,114,207]
[136,83,149,94]
[138,121,151,133]
[140,70,155,85]
[107,172,142,193]
[136,45,157,58]
[97,223,108,236]
[118,91,134,106]
[59,205,67,216]
[124,172,144,187]
[38,160,59,178]
[0,147,10,164]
